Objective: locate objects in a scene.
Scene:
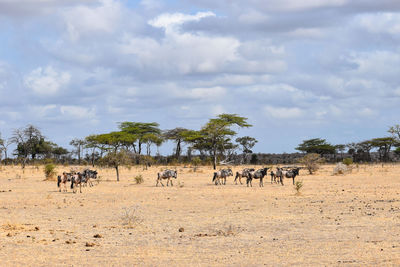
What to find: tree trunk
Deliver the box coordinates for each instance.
[176,139,181,159]
[78,147,81,165]
[115,166,120,182]
[213,148,217,170]
[91,148,95,167]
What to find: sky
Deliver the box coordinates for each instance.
[0,0,400,155]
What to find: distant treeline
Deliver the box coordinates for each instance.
[1,115,400,169]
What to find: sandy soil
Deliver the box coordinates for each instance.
[0,164,400,266]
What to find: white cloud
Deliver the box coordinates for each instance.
[24,66,70,95]
[63,0,122,41]
[149,11,216,33]
[263,105,304,119]
[29,104,57,117]
[60,105,96,119]
[119,12,240,75]
[357,13,400,35]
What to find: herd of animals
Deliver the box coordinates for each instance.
[157,166,301,187]
[57,169,98,193]
[56,166,300,193]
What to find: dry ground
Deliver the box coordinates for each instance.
[0,163,400,266]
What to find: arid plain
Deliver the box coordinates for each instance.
[1,164,400,266]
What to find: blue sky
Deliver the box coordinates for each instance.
[0,0,399,154]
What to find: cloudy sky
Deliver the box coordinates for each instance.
[0,0,399,154]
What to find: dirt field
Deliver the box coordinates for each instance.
[0,164,400,266]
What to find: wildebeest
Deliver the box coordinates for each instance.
[273,167,284,185]
[247,167,269,187]
[234,168,254,185]
[282,168,300,185]
[212,168,233,185]
[82,169,98,187]
[71,172,84,193]
[57,172,72,192]
[156,169,177,187]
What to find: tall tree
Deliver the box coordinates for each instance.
[69,138,86,164]
[11,125,43,168]
[185,114,251,169]
[236,136,258,154]
[119,122,161,155]
[163,128,190,159]
[370,137,396,162]
[89,131,135,181]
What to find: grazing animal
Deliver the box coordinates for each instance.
[57,172,72,192]
[71,172,84,193]
[247,167,269,187]
[274,168,284,185]
[234,168,255,185]
[156,169,177,187]
[212,168,233,185]
[282,168,300,185]
[82,169,98,187]
[270,171,277,184]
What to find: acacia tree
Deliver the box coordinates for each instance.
[296,138,336,155]
[118,122,161,155]
[370,137,396,162]
[163,128,190,160]
[185,114,251,170]
[90,131,134,181]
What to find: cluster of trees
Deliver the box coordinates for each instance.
[0,114,257,175]
[0,125,68,167]
[295,124,400,162]
[1,117,400,176]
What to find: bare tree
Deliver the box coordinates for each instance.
[70,138,86,164]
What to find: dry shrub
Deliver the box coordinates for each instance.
[294,180,303,195]
[298,153,325,174]
[134,175,144,184]
[121,205,143,228]
[44,164,57,180]
[333,163,352,175]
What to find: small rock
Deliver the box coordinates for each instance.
[85,242,96,247]
[178,227,184,232]
[93,234,102,238]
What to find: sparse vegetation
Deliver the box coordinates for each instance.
[343,158,353,166]
[298,153,325,174]
[44,163,56,180]
[294,180,303,195]
[134,174,144,184]
[121,205,143,228]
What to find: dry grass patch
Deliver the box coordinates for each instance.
[120,205,143,228]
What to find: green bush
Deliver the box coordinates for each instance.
[342,158,353,166]
[134,175,144,184]
[44,164,57,180]
[294,181,303,195]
